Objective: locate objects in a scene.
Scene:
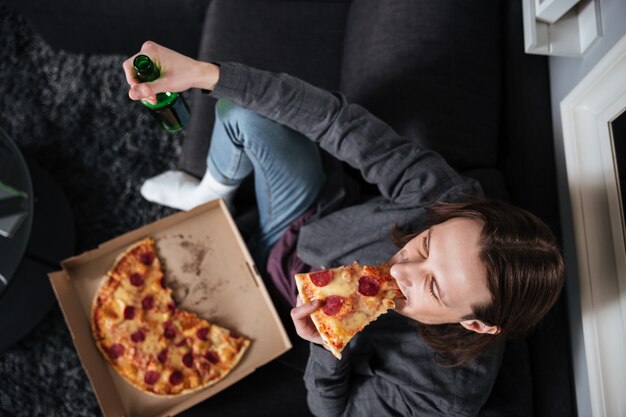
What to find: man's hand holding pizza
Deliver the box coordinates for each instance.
[291,296,323,346]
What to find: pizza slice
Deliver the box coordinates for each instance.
[294,263,404,359]
[92,238,250,396]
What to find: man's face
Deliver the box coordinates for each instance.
[388,218,492,327]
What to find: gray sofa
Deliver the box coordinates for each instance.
[4,0,574,416]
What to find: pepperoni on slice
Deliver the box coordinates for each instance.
[140,252,154,265]
[196,327,209,341]
[358,276,380,296]
[183,353,194,368]
[160,277,167,289]
[169,370,184,386]
[129,273,144,287]
[322,295,344,316]
[164,323,177,339]
[157,348,168,364]
[141,295,154,310]
[144,370,160,385]
[131,330,146,343]
[108,343,125,359]
[204,351,219,364]
[309,270,333,287]
[123,306,136,320]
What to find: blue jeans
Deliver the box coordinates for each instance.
[207,99,326,269]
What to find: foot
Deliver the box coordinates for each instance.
[140,170,236,211]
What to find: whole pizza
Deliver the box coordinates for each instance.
[92,238,250,396]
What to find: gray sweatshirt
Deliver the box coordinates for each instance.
[210,62,504,417]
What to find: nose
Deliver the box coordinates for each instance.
[390,257,430,287]
[390,260,414,282]
[388,249,408,266]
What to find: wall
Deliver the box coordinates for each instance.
[549,0,626,415]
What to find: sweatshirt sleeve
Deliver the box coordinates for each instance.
[209,62,481,205]
[303,344,353,417]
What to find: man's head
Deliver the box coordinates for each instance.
[389,197,564,365]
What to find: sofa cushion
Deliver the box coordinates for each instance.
[340,0,502,172]
[179,0,352,177]
[461,168,509,200]
[478,340,532,417]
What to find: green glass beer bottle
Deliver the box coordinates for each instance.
[133,55,190,131]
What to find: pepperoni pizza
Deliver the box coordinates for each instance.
[295,263,403,359]
[92,238,250,396]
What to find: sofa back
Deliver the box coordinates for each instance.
[340,0,502,171]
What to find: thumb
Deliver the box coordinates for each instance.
[291,299,320,319]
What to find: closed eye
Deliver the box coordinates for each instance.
[428,276,438,301]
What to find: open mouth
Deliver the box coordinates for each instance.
[394,281,409,304]
[393,297,409,311]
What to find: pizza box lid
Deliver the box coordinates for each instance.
[48,199,292,417]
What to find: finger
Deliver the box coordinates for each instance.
[139,40,160,56]
[122,40,161,87]
[290,299,320,320]
[128,84,144,101]
[121,57,141,87]
[297,321,323,345]
[301,329,323,345]
[129,82,158,101]
[122,50,154,86]
[129,88,156,104]
[292,312,322,342]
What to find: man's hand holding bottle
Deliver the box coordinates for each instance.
[122,41,220,105]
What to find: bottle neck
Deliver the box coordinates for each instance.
[133,55,160,82]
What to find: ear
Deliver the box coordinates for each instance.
[460,319,501,335]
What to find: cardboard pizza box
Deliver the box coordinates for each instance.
[49,200,292,417]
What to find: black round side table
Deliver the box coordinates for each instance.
[0,127,75,351]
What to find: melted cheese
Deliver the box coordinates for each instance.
[315,269,355,298]
[342,311,368,331]
[113,285,135,305]
[142,329,161,356]
[169,343,185,368]
[107,298,125,318]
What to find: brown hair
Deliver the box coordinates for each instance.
[392,197,565,366]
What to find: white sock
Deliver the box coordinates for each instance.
[140,170,238,211]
